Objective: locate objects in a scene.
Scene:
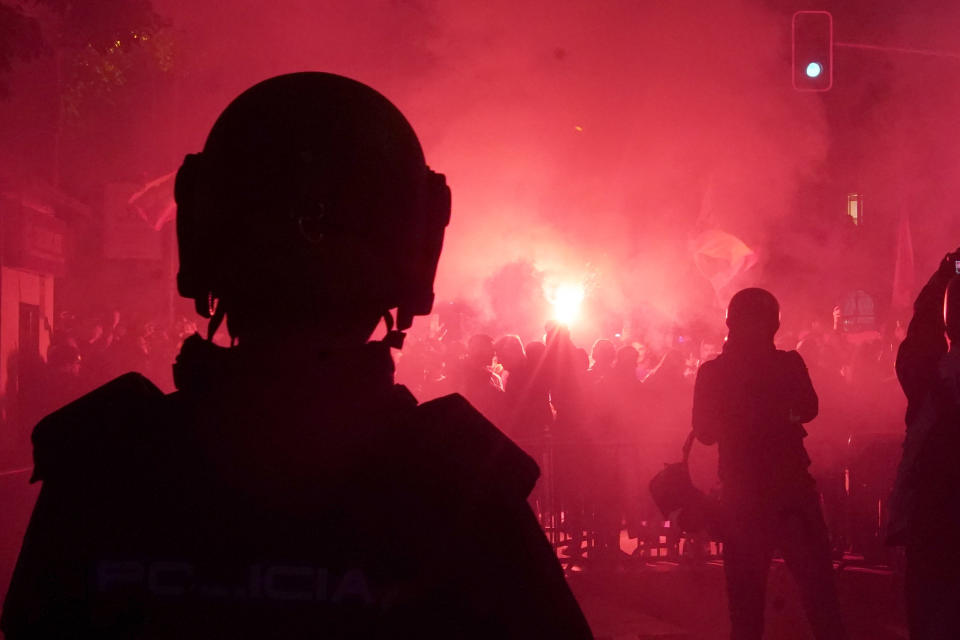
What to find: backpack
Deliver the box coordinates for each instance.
[648,430,720,536]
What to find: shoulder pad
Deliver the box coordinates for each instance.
[411,393,540,502]
[31,372,165,482]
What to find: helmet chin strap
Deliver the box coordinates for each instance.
[206,297,227,342]
[380,310,406,350]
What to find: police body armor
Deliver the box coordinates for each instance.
[2,337,589,638]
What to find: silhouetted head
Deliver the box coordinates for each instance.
[175,72,450,345]
[946,277,960,347]
[614,345,639,375]
[590,339,616,370]
[494,335,525,372]
[525,341,546,367]
[467,334,495,366]
[726,287,780,344]
[544,322,572,348]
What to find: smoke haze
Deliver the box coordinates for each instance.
[2,0,958,338]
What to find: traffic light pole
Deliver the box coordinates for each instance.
[835,41,960,61]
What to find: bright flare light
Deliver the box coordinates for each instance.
[551,283,585,326]
[805,62,823,78]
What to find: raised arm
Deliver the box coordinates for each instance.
[896,250,958,408]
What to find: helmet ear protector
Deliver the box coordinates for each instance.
[174,152,215,320]
[397,167,450,331]
[174,151,451,334]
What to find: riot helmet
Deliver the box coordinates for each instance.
[725,287,780,342]
[175,72,450,342]
[590,339,616,370]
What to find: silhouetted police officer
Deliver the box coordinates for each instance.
[888,248,960,640]
[692,288,844,640]
[2,73,592,639]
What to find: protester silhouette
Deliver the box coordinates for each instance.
[586,339,616,384]
[589,345,640,562]
[888,248,960,640]
[2,73,592,639]
[640,348,694,545]
[494,335,550,445]
[454,333,505,424]
[692,288,845,640]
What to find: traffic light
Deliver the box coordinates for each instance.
[792,11,833,91]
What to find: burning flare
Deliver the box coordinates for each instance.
[550,283,585,326]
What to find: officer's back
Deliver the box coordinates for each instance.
[691,288,844,640]
[2,73,592,639]
[693,289,819,498]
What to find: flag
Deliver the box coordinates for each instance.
[127,170,176,231]
[691,228,759,299]
[892,211,915,309]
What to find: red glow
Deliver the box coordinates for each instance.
[549,283,585,326]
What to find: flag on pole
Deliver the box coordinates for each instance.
[892,210,915,309]
[127,171,177,231]
[691,228,758,299]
